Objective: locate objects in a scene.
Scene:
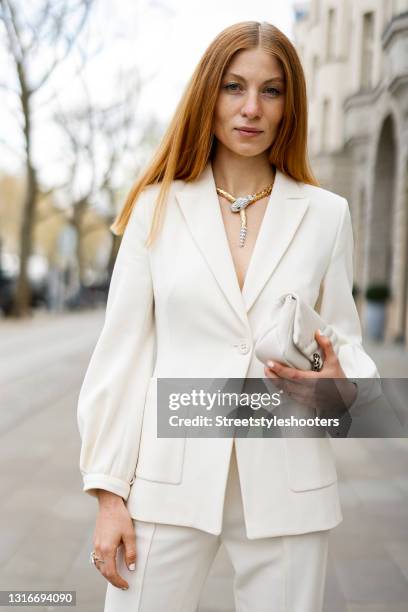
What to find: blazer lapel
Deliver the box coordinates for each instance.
[175,162,247,324]
[175,161,310,323]
[242,171,310,312]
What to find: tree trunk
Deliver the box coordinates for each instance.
[73,200,87,286]
[12,165,37,316]
[11,76,37,318]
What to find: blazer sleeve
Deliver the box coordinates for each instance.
[315,197,382,412]
[77,190,156,501]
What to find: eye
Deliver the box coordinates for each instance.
[264,87,281,97]
[223,82,242,92]
[223,83,282,97]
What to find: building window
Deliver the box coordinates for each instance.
[361,11,374,90]
[313,0,321,23]
[312,55,319,97]
[357,188,366,286]
[322,98,331,152]
[384,0,393,25]
[309,129,315,155]
[327,7,336,61]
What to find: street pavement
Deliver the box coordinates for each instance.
[0,308,407,612]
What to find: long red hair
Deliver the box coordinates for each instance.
[111,20,319,245]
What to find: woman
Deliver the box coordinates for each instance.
[77,20,379,612]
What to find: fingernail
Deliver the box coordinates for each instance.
[318,329,325,336]
[129,563,135,571]
[267,361,275,368]
[121,586,128,590]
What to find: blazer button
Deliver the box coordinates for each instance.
[238,341,250,354]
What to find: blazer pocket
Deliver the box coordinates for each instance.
[135,378,186,484]
[284,436,338,492]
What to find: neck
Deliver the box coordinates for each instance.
[211,143,276,195]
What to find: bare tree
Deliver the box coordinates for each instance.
[0,0,93,316]
[54,69,165,286]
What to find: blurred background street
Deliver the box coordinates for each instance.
[0,309,407,612]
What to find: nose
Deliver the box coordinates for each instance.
[240,89,262,119]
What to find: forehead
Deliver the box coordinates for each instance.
[224,47,284,80]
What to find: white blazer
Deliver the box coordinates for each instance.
[77,161,379,539]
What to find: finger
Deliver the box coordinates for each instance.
[123,527,137,571]
[264,364,279,378]
[315,330,336,362]
[285,390,317,407]
[267,360,315,380]
[263,370,291,397]
[99,548,129,590]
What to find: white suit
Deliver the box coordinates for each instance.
[77,161,380,540]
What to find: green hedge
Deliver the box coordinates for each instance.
[365,284,391,302]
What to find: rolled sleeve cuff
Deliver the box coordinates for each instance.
[82,473,131,501]
[347,380,360,414]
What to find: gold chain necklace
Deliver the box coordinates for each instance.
[216,182,274,247]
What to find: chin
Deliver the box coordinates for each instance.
[238,150,263,158]
[220,142,263,158]
[233,146,265,158]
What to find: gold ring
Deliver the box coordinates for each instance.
[90,551,105,566]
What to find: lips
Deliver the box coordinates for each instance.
[235,127,263,133]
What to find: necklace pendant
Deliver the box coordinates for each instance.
[239,209,247,247]
[239,226,247,247]
[215,181,274,248]
[231,195,253,212]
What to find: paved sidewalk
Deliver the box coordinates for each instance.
[0,309,407,612]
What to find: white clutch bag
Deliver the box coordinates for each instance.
[254,292,340,371]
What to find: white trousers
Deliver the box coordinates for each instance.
[104,444,330,612]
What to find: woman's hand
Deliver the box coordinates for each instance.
[264,330,358,414]
[92,490,137,590]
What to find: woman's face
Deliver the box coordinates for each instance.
[213,47,286,158]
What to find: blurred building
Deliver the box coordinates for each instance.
[293,0,408,345]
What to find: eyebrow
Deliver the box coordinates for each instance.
[224,72,285,84]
